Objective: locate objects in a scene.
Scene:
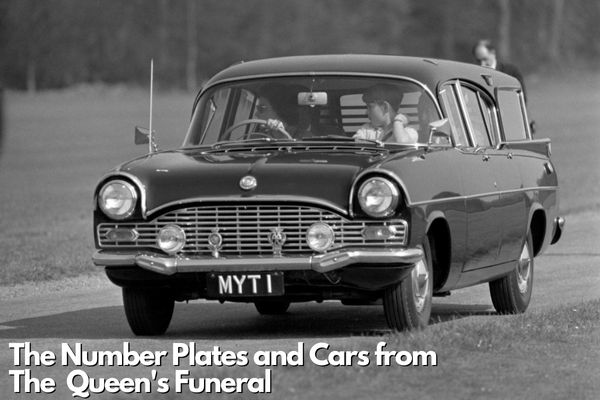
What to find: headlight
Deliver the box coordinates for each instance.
[157,225,186,254]
[98,180,137,220]
[357,177,400,218]
[306,222,335,252]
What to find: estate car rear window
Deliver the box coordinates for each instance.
[183,77,440,147]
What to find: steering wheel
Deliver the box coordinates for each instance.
[222,119,293,141]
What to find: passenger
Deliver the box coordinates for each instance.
[354,84,418,143]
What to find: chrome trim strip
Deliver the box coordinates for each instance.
[93,247,423,275]
[409,186,559,207]
[96,171,148,217]
[146,195,349,218]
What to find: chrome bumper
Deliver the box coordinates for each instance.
[92,247,423,276]
[551,216,565,245]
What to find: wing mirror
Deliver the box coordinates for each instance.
[427,119,453,148]
[134,126,158,152]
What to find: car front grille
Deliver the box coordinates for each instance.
[97,204,407,256]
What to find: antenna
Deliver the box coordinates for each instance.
[148,59,154,154]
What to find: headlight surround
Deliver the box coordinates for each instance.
[157,225,186,254]
[98,180,138,220]
[357,177,400,218]
[306,222,335,253]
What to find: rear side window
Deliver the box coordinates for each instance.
[497,90,529,141]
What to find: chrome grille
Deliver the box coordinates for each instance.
[98,204,407,256]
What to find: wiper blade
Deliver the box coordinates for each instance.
[305,135,383,147]
[211,137,296,149]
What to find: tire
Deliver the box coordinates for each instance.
[489,233,534,314]
[254,299,290,315]
[383,237,433,331]
[122,287,174,336]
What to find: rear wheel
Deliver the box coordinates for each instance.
[383,238,433,331]
[254,299,290,315]
[122,287,174,336]
[489,233,534,314]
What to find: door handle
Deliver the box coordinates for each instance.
[482,154,490,162]
[507,152,513,159]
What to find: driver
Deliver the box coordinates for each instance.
[254,83,308,136]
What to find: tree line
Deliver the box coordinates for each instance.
[1,0,598,91]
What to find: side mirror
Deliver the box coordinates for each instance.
[427,119,453,148]
[134,126,159,152]
[134,126,150,145]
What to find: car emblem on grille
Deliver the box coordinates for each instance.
[207,228,223,258]
[267,227,286,256]
[239,175,257,191]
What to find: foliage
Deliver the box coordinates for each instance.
[1,0,599,90]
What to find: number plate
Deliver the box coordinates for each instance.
[207,272,284,297]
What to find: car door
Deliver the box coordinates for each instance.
[439,82,501,271]
[481,88,528,263]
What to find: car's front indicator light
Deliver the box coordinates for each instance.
[98,180,137,220]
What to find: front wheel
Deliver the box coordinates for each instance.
[383,238,433,331]
[122,287,174,336]
[489,233,534,314]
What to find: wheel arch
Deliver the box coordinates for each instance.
[529,206,546,257]
[425,213,452,291]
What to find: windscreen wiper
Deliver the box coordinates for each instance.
[306,135,383,147]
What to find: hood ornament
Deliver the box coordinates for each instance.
[207,228,223,258]
[267,227,286,256]
[240,175,257,191]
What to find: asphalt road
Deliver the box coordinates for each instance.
[0,210,598,398]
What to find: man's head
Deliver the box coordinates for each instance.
[362,84,402,128]
[472,39,497,69]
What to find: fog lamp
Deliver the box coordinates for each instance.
[157,225,186,254]
[306,223,335,253]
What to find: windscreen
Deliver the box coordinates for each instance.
[183,76,440,147]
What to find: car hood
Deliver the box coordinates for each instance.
[113,146,402,217]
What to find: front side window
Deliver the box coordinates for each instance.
[497,89,529,141]
[439,85,469,146]
[183,76,440,147]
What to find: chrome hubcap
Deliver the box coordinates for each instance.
[412,257,430,313]
[516,242,531,294]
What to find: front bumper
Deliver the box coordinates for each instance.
[551,216,565,245]
[93,247,423,276]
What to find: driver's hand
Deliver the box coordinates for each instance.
[266,119,285,131]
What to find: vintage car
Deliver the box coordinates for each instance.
[92,55,563,335]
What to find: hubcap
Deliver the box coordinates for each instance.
[516,242,532,294]
[412,257,430,313]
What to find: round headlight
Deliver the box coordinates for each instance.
[357,177,400,218]
[98,180,137,220]
[157,225,186,254]
[306,223,335,253]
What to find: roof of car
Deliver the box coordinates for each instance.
[202,54,521,95]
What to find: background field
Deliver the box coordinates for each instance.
[0,74,599,285]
